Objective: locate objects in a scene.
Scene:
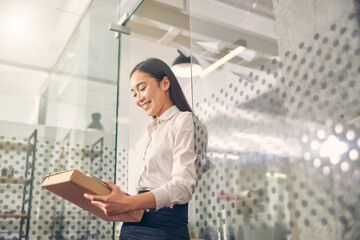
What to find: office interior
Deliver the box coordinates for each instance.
[0,0,359,239]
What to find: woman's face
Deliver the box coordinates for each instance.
[130,70,173,118]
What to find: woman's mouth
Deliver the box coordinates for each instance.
[142,101,151,110]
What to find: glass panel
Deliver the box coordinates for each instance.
[189,1,360,240]
[119,0,143,21]
[0,0,120,239]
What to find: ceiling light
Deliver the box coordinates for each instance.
[171,50,202,78]
[319,135,347,164]
[265,172,287,179]
[3,12,29,37]
[199,45,246,78]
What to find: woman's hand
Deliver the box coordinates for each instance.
[83,180,131,216]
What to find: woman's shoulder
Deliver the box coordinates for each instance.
[169,110,194,129]
[173,110,193,121]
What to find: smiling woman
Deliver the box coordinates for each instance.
[130,58,193,114]
[84,58,198,240]
[130,70,173,118]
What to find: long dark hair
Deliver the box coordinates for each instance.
[130,58,192,112]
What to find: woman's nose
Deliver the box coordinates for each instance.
[136,92,145,103]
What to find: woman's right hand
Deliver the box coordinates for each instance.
[84,180,131,216]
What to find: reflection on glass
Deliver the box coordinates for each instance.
[189,0,360,239]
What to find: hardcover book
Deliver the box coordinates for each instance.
[41,169,143,222]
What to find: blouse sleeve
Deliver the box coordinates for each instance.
[151,112,197,210]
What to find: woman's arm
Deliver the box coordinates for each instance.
[151,112,197,209]
[84,180,156,216]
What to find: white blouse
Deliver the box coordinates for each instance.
[135,105,197,210]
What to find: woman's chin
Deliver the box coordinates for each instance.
[144,110,154,117]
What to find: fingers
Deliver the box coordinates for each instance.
[84,193,107,202]
[83,194,112,215]
[83,182,128,216]
[83,183,121,201]
[102,180,118,191]
[83,193,92,200]
[90,199,106,209]
[88,200,112,216]
[83,180,117,201]
[83,195,120,216]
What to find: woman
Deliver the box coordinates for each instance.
[84,58,197,239]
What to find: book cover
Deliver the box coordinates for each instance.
[41,169,144,222]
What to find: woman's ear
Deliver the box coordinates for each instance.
[161,76,171,91]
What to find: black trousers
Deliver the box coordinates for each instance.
[119,191,190,240]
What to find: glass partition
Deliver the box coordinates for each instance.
[0,0,130,239]
[189,1,360,240]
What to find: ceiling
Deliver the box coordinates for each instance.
[0,0,91,71]
[0,0,278,73]
[0,0,279,104]
[0,0,284,149]
[130,0,278,69]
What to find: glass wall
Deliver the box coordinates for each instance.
[189,0,360,240]
[0,0,128,239]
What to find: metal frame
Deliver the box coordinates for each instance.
[19,129,37,240]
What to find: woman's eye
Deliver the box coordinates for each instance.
[132,93,137,98]
[140,86,146,91]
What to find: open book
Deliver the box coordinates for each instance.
[41,169,143,222]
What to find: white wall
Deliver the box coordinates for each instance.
[0,64,47,124]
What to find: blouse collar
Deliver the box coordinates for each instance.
[147,105,179,135]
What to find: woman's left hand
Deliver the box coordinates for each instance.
[84,180,131,216]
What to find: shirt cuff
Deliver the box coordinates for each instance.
[151,187,171,210]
